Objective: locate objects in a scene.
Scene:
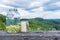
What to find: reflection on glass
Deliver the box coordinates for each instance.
[6,9,20,33]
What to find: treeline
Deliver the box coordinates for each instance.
[21,18,60,30]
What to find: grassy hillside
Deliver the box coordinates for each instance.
[0,14,60,31]
[21,18,60,31]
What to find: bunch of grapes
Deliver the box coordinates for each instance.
[6,25,21,33]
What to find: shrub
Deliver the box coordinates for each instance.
[0,22,6,30]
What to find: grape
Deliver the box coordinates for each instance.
[6,24,21,33]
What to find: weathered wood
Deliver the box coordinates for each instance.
[0,31,60,40]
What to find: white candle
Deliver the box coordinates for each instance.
[21,21,28,32]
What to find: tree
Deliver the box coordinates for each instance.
[0,14,6,30]
[0,14,6,23]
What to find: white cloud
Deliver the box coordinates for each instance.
[2,0,11,3]
[34,0,50,3]
[0,0,31,8]
[42,10,60,19]
[28,5,60,19]
[48,1,60,7]
[36,10,60,19]
[0,0,60,19]
[31,7,44,12]
[18,8,38,19]
[0,12,6,15]
[0,0,50,8]
[53,2,60,7]
[29,1,42,8]
[28,0,50,8]
[0,4,14,8]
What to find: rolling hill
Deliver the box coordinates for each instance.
[0,14,60,31]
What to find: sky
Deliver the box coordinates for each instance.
[0,0,60,19]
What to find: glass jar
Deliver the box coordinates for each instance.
[6,9,20,33]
